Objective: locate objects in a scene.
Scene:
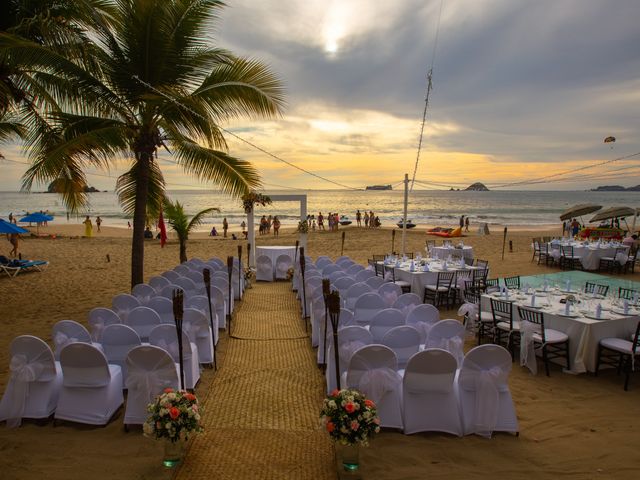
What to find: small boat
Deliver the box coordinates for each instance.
[397,219,416,229]
[339,215,352,226]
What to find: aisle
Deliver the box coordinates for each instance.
[177,281,335,479]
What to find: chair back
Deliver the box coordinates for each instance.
[561,245,574,257]
[275,254,293,278]
[517,306,546,342]
[149,275,171,292]
[10,335,57,382]
[148,325,193,361]
[157,284,185,300]
[345,282,373,310]
[585,282,609,297]
[112,293,141,321]
[490,298,513,329]
[335,326,373,366]
[381,326,421,368]
[406,303,440,343]
[125,346,178,403]
[346,344,398,389]
[131,283,156,305]
[619,287,640,301]
[88,307,121,342]
[503,275,520,290]
[256,255,273,281]
[173,276,200,297]
[327,270,347,283]
[373,262,385,277]
[475,259,489,270]
[174,264,190,275]
[436,271,455,289]
[322,264,342,276]
[146,296,175,324]
[459,344,512,392]
[369,308,405,342]
[353,293,386,325]
[355,269,375,282]
[404,349,457,393]
[378,282,403,307]
[315,256,332,269]
[207,258,225,269]
[52,320,92,360]
[126,306,161,341]
[60,343,111,387]
[101,324,142,367]
[185,295,212,317]
[184,269,205,285]
[161,270,181,282]
[346,264,365,276]
[392,293,421,315]
[365,276,385,289]
[182,308,211,342]
[426,320,465,365]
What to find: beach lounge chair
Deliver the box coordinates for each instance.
[0,258,49,278]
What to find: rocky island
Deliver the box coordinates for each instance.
[465,182,490,191]
[591,185,640,192]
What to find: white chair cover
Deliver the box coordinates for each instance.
[0,336,61,427]
[131,283,156,305]
[426,320,465,366]
[519,320,540,375]
[365,275,386,289]
[381,326,421,369]
[54,343,123,425]
[256,255,274,282]
[344,282,372,311]
[458,344,518,437]
[125,306,161,342]
[185,295,219,344]
[346,264,365,275]
[88,307,121,342]
[149,325,200,390]
[315,256,332,269]
[369,308,405,343]
[173,276,201,298]
[148,275,171,292]
[378,282,403,307]
[275,254,293,280]
[174,264,191,275]
[325,326,372,393]
[346,345,403,429]
[123,346,179,425]
[183,308,214,364]
[112,293,141,322]
[161,270,181,282]
[353,293,386,325]
[406,304,440,344]
[146,296,175,324]
[402,349,462,436]
[101,324,142,388]
[51,320,93,360]
[392,293,421,316]
[355,269,376,282]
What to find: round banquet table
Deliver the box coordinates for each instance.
[548,242,629,271]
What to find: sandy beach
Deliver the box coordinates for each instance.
[1,224,640,479]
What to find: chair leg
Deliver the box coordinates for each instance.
[542,346,550,376]
[623,356,631,391]
[595,345,602,376]
[564,340,570,371]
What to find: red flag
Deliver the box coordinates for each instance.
[158,208,167,248]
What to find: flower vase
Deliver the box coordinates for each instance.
[163,438,185,468]
[340,443,360,471]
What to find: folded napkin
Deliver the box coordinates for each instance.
[595,303,602,319]
[422,264,429,272]
[409,261,415,272]
[624,300,630,315]
[564,301,571,316]
[530,292,536,307]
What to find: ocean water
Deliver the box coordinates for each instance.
[0,189,638,231]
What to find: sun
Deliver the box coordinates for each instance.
[324,38,339,54]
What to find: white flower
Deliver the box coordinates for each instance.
[328,400,337,409]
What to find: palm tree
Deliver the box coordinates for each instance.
[8,0,285,287]
[163,198,218,264]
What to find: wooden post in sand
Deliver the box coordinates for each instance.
[300,247,308,324]
[172,289,185,390]
[202,268,217,370]
[237,245,242,300]
[226,256,233,331]
[341,231,346,256]
[321,278,331,370]
[391,229,396,254]
[502,227,508,260]
[401,173,408,256]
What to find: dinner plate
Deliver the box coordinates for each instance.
[610,307,640,316]
[583,313,611,320]
[556,311,580,318]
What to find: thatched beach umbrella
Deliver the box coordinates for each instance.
[590,206,635,232]
[559,204,602,222]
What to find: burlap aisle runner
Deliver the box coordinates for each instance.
[176,282,335,479]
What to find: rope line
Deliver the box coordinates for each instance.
[131,75,360,191]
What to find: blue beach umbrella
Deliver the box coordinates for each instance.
[0,219,28,234]
[19,212,54,234]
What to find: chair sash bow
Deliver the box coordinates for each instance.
[125,359,177,404]
[358,367,401,405]
[5,353,48,428]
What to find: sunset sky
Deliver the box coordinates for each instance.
[2,0,640,191]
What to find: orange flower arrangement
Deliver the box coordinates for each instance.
[320,388,380,446]
[144,388,203,443]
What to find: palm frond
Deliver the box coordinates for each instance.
[116,158,166,218]
[168,133,261,198]
[187,206,219,234]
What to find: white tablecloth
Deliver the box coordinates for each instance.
[481,292,639,373]
[256,246,297,277]
[431,245,474,261]
[390,261,484,296]
[548,242,629,271]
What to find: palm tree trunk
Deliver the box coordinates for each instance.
[131,152,151,288]
[180,241,187,264]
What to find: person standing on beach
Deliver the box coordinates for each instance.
[273,216,281,237]
[364,211,369,228]
[83,215,93,237]
[7,233,19,257]
[223,217,229,237]
[369,211,374,228]
[8,213,13,224]
[465,216,470,232]
[356,210,361,227]
[96,216,102,232]
[127,221,131,229]
[460,215,464,229]
[318,212,325,230]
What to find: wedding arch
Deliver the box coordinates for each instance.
[246,194,307,268]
